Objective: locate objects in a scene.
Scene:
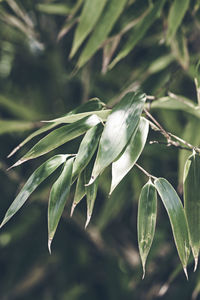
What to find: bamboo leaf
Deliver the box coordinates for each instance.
[0,120,35,135]
[110,117,149,195]
[72,123,103,179]
[137,180,157,278]
[12,115,101,167]
[48,157,74,252]
[167,0,190,42]
[36,3,71,15]
[8,98,105,158]
[183,152,200,271]
[0,154,69,228]
[70,171,86,217]
[109,0,166,70]
[155,178,190,277]
[70,0,107,58]
[171,29,189,70]
[88,91,146,184]
[77,0,128,69]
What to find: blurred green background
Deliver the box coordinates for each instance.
[1,0,200,299]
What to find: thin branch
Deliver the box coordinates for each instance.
[149,140,192,151]
[135,163,157,180]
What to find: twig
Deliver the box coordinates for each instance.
[135,163,157,180]
[149,140,192,151]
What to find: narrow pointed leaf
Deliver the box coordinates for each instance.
[71,171,86,217]
[183,152,200,270]
[84,163,99,228]
[89,91,146,184]
[72,123,103,179]
[8,98,105,157]
[70,0,107,58]
[77,0,128,68]
[167,0,190,42]
[110,117,149,195]
[109,0,166,70]
[137,180,157,278]
[0,154,68,228]
[171,29,189,70]
[48,157,74,252]
[155,178,190,272]
[13,115,101,166]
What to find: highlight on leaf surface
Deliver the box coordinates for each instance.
[155,178,190,278]
[137,180,157,279]
[183,152,200,271]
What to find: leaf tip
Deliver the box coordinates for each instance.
[85,213,91,229]
[85,176,95,187]
[184,267,188,280]
[70,203,77,217]
[7,159,26,170]
[194,257,198,272]
[48,238,52,254]
[7,145,20,158]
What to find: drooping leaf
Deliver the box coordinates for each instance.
[8,98,105,158]
[48,157,74,252]
[155,178,190,277]
[77,0,128,68]
[0,154,69,228]
[167,0,190,42]
[72,123,103,179]
[110,117,149,195]
[70,0,107,58]
[109,0,166,70]
[12,115,101,167]
[137,180,157,278]
[88,91,146,184]
[70,171,86,217]
[183,152,200,271]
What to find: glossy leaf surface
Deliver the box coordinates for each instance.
[0,155,68,228]
[48,157,74,252]
[137,180,157,278]
[110,117,149,195]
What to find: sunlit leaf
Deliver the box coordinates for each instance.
[88,91,146,184]
[70,171,86,217]
[110,117,149,195]
[70,0,107,58]
[137,180,157,278]
[0,119,35,135]
[155,178,190,277]
[36,3,71,15]
[183,152,200,271]
[12,114,101,167]
[48,157,74,252]
[77,0,128,68]
[167,0,190,42]
[0,155,69,228]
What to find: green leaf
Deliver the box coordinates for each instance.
[0,154,68,228]
[88,91,146,184]
[167,0,190,42]
[36,3,71,15]
[70,0,107,58]
[137,180,157,279]
[171,29,189,70]
[0,120,35,135]
[183,152,200,271]
[12,115,101,167]
[110,117,149,195]
[8,98,105,158]
[70,171,86,217]
[77,0,128,68]
[155,178,190,277]
[109,0,166,70]
[84,162,99,228]
[48,157,74,252]
[72,123,103,179]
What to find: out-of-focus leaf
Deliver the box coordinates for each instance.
[72,123,103,179]
[36,4,71,15]
[167,0,190,42]
[70,171,86,217]
[147,54,174,74]
[0,155,69,228]
[109,0,166,70]
[0,120,35,135]
[137,180,157,278]
[8,98,105,158]
[48,157,74,252]
[70,0,107,58]
[88,91,146,184]
[155,178,190,277]
[77,0,128,68]
[110,117,149,195]
[171,29,189,70]
[183,152,200,270]
[84,162,98,228]
[11,115,101,167]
